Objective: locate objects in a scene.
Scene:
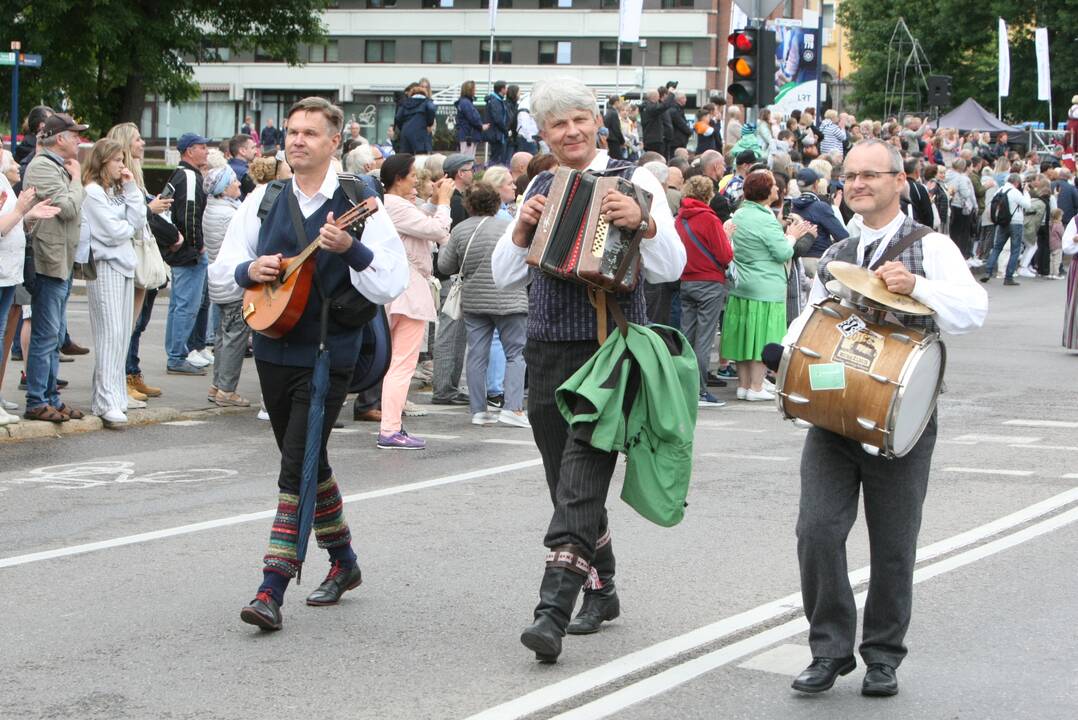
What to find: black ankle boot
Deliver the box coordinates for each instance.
[567,538,619,635]
[520,546,589,663]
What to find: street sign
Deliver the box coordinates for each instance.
[733,0,783,19]
[0,52,14,66]
[0,52,42,67]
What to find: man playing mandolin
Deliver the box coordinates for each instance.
[209,97,408,631]
[491,77,686,663]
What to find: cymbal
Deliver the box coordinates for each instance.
[826,261,934,316]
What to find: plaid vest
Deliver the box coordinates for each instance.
[817,214,937,333]
[524,157,648,341]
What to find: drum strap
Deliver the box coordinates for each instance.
[868,227,932,270]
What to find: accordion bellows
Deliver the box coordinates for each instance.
[526,167,652,293]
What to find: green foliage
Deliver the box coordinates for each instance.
[0,1,330,135]
[837,0,1078,124]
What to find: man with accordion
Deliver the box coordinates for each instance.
[492,77,686,663]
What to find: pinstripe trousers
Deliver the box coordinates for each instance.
[87,261,135,416]
[526,339,618,559]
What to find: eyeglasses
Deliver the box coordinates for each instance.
[839,171,900,183]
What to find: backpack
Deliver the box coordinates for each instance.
[990,187,1015,226]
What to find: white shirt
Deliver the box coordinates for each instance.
[208,166,409,306]
[0,174,26,287]
[789,209,988,338]
[491,150,686,290]
[1063,216,1078,257]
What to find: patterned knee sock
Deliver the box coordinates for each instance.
[263,491,301,579]
[258,569,290,605]
[313,475,353,556]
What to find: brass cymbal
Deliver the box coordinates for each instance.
[826,261,935,316]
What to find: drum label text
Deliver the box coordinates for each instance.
[832,327,884,373]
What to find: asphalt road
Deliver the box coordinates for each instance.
[1,275,1076,719]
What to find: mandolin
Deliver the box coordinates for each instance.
[242,197,379,338]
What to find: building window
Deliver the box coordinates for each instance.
[254,46,284,62]
[480,40,512,64]
[366,0,396,7]
[539,0,573,7]
[480,0,512,7]
[422,0,457,7]
[308,41,339,63]
[659,41,693,66]
[422,40,453,64]
[200,45,231,63]
[538,41,571,65]
[660,0,695,7]
[599,41,631,65]
[366,40,396,63]
[600,0,619,7]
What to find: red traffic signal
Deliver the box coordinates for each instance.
[730,31,755,54]
[726,28,777,108]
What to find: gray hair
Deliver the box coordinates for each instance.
[847,138,904,173]
[951,158,967,172]
[643,161,669,184]
[345,145,373,173]
[530,77,599,130]
[1007,173,1022,187]
[699,149,723,174]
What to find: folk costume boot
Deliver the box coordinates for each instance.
[567,532,620,635]
[520,545,589,663]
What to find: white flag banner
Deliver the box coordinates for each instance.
[1035,27,1051,102]
[619,0,644,43]
[489,0,498,32]
[998,18,1010,98]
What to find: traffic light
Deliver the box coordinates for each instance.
[727,28,777,108]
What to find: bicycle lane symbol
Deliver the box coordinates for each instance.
[2,461,239,491]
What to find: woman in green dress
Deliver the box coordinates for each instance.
[721,170,815,401]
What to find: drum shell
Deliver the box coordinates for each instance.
[777,300,943,457]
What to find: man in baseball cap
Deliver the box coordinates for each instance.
[38,112,88,140]
[177,132,211,154]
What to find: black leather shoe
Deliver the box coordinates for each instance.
[431,393,469,406]
[521,558,588,663]
[705,373,728,387]
[791,656,856,693]
[566,581,620,635]
[862,663,898,697]
[240,591,282,631]
[306,561,363,606]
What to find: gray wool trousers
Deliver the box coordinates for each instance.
[432,281,467,400]
[796,415,937,669]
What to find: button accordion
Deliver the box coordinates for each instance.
[526,167,652,293]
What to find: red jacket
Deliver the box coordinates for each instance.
[676,197,733,283]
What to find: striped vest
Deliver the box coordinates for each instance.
[817,215,937,333]
[524,158,648,341]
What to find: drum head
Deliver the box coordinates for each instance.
[891,340,943,455]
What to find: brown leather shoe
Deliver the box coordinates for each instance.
[61,341,90,356]
[127,373,161,397]
[24,405,68,423]
[127,385,148,403]
[56,404,85,420]
[353,408,381,422]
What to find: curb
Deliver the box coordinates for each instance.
[0,404,253,442]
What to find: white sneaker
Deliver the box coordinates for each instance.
[128,398,147,409]
[186,350,210,368]
[403,401,428,417]
[257,407,271,421]
[102,409,128,426]
[0,396,17,411]
[198,348,214,364]
[498,410,531,428]
[0,407,20,425]
[744,388,776,402]
[736,387,747,400]
[471,412,498,426]
[1017,267,1037,278]
[762,378,776,393]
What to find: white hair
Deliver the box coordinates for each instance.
[205,149,227,170]
[482,165,512,191]
[345,145,373,173]
[530,77,599,130]
[643,161,669,184]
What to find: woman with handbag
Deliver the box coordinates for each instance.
[105,123,173,404]
[80,139,147,427]
[438,182,527,427]
[379,153,452,449]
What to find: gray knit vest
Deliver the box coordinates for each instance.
[524,158,648,341]
[817,215,937,333]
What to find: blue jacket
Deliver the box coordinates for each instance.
[484,93,508,142]
[395,95,436,154]
[454,96,484,144]
[791,192,850,258]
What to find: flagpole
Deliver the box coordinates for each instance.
[615,39,622,96]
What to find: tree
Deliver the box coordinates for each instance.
[837,0,1078,125]
[0,1,330,135]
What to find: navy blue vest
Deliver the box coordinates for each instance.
[252,182,364,369]
[525,158,648,341]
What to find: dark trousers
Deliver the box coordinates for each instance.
[948,208,972,258]
[796,416,937,668]
[256,359,352,493]
[126,288,157,376]
[353,380,382,413]
[526,339,617,559]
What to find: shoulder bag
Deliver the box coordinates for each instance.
[442,217,488,321]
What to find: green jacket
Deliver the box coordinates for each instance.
[23,151,85,280]
[729,200,794,302]
[556,324,698,527]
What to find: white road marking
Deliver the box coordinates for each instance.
[1003,419,1078,429]
[482,439,538,446]
[1014,444,1078,451]
[695,420,737,428]
[1064,473,1078,480]
[953,434,1040,444]
[548,505,1078,720]
[366,432,461,440]
[0,459,543,569]
[701,453,790,462]
[162,420,207,427]
[463,486,1078,720]
[942,467,1035,477]
[737,643,810,676]
[724,405,779,413]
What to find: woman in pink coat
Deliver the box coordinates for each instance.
[378,153,454,449]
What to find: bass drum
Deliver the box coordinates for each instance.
[349,306,392,394]
[776,299,945,458]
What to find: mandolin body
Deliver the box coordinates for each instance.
[241,256,315,339]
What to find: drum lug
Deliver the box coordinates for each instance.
[793,419,813,429]
[795,345,822,359]
[856,416,878,431]
[868,372,893,385]
[784,393,810,405]
[818,305,842,319]
[861,443,881,456]
[890,333,911,344]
